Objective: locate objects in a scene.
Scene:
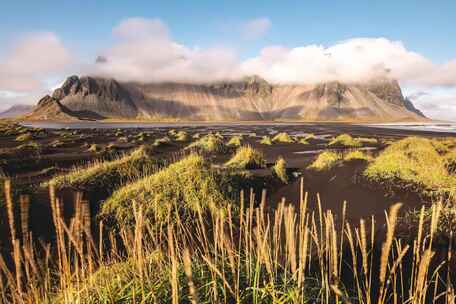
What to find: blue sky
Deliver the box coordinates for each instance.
[1,0,456,120]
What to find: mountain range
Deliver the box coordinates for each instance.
[21,75,426,121]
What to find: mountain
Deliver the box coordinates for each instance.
[27,75,427,121]
[0,104,33,118]
[24,95,103,121]
[403,98,426,117]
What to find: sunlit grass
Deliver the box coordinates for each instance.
[364,137,456,199]
[225,145,265,169]
[308,151,342,171]
[272,132,294,143]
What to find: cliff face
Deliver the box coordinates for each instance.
[28,75,427,121]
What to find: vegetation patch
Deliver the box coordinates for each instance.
[364,137,456,199]
[100,154,230,228]
[308,151,342,171]
[259,135,272,145]
[47,146,155,192]
[272,132,294,143]
[272,156,288,183]
[225,146,266,169]
[175,130,189,142]
[15,132,34,142]
[186,133,226,153]
[344,150,371,161]
[226,135,242,147]
[328,134,362,147]
[153,136,172,147]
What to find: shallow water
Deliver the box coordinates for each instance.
[365,122,456,133]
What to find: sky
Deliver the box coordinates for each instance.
[0,0,455,120]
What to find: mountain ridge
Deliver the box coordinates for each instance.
[25,75,427,122]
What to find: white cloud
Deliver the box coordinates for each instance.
[240,38,439,85]
[0,32,72,92]
[91,17,241,83]
[241,17,271,40]
[405,86,456,122]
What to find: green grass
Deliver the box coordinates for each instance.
[328,134,362,147]
[225,146,266,169]
[87,143,101,152]
[364,137,456,199]
[153,136,172,147]
[100,154,230,228]
[272,132,294,143]
[15,132,34,142]
[186,133,226,153]
[47,146,155,191]
[259,135,272,145]
[175,131,189,142]
[226,135,242,147]
[308,151,342,171]
[444,150,456,174]
[272,156,288,183]
[344,150,371,161]
[297,137,309,145]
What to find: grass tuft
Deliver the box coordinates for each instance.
[272,156,288,183]
[186,133,225,153]
[272,132,294,143]
[225,145,265,169]
[226,135,242,147]
[364,137,456,199]
[308,151,342,171]
[329,134,362,147]
[47,146,155,191]
[259,135,272,145]
[100,154,229,228]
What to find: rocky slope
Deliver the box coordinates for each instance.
[24,95,103,121]
[27,75,427,121]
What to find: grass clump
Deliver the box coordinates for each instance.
[272,156,288,183]
[364,137,456,199]
[186,133,225,153]
[48,146,155,192]
[153,136,172,147]
[175,130,189,142]
[15,132,34,142]
[297,137,309,145]
[259,135,272,145]
[329,134,361,147]
[87,143,101,152]
[100,154,229,228]
[344,150,371,161]
[226,135,242,147]
[225,146,265,169]
[272,132,294,143]
[308,151,342,171]
[444,151,456,174]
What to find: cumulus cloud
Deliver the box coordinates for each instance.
[241,17,271,40]
[91,17,241,83]
[241,38,440,85]
[0,32,72,92]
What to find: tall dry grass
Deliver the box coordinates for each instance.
[0,178,454,303]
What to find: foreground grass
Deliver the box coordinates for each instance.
[100,154,230,228]
[47,146,156,191]
[364,137,456,200]
[2,176,454,303]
